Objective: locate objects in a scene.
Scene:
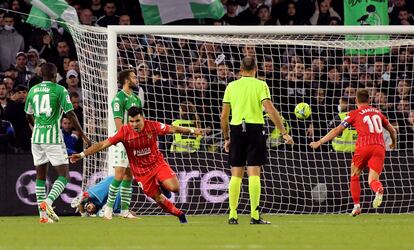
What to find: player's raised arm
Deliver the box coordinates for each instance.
[69,139,113,163]
[310,125,346,149]
[384,122,397,149]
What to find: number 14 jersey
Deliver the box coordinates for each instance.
[341,105,390,150]
[25,81,74,144]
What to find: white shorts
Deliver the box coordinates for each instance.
[31,143,68,166]
[109,142,129,168]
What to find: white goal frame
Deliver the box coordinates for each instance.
[106,25,414,175]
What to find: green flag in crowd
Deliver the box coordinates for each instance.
[344,0,389,55]
[139,0,225,25]
[27,0,79,30]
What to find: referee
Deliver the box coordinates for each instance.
[220,56,294,225]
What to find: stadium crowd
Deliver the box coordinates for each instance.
[0,0,413,154]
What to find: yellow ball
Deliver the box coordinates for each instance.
[294,102,312,119]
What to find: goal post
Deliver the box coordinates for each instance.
[70,24,414,215]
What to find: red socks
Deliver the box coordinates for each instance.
[157,198,183,217]
[350,176,361,205]
[369,179,383,193]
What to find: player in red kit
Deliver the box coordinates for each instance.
[69,106,203,223]
[310,89,397,216]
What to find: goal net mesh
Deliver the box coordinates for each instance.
[69,24,414,215]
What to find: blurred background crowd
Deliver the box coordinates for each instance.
[0,0,413,154]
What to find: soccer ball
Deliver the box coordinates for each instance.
[294,102,311,119]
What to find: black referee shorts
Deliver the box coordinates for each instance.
[229,123,267,166]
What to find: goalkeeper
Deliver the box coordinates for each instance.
[71,176,130,217]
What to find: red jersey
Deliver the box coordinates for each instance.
[341,105,389,150]
[108,120,170,176]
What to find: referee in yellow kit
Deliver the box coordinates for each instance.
[220,56,294,225]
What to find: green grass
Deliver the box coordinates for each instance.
[0,214,413,250]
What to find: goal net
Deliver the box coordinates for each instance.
[69,25,414,215]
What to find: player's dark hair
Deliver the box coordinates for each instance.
[118,69,135,86]
[356,89,370,103]
[241,56,257,71]
[128,106,143,117]
[41,63,57,81]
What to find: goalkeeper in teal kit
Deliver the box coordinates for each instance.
[71,176,126,217]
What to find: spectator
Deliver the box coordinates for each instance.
[66,69,82,99]
[394,79,411,104]
[4,84,30,152]
[96,0,119,27]
[223,0,239,25]
[395,8,414,25]
[26,48,41,74]
[14,52,32,86]
[343,86,356,98]
[236,0,261,25]
[309,0,341,25]
[3,76,15,93]
[119,14,131,25]
[61,116,79,155]
[276,1,305,25]
[90,0,105,23]
[0,82,8,110]
[53,40,76,77]
[170,101,203,153]
[79,8,94,26]
[308,88,333,151]
[0,13,24,71]
[390,0,409,25]
[70,92,83,128]
[256,4,271,25]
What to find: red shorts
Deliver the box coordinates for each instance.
[352,145,385,174]
[134,161,176,198]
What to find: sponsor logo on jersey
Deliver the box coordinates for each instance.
[134,148,151,156]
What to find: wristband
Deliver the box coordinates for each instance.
[190,128,195,134]
[80,152,86,158]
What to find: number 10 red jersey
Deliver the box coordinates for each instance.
[341,105,390,150]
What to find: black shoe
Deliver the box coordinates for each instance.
[250,217,271,225]
[228,218,239,225]
[178,213,188,224]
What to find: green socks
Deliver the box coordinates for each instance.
[249,176,261,220]
[107,178,122,208]
[36,179,46,217]
[120,179,132,211]
[46,176,68,203]
[228,176,242,219]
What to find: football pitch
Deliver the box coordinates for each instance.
[0,214,413,250]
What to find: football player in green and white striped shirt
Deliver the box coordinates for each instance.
[25,63,90,223]
[104,69,142,219]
